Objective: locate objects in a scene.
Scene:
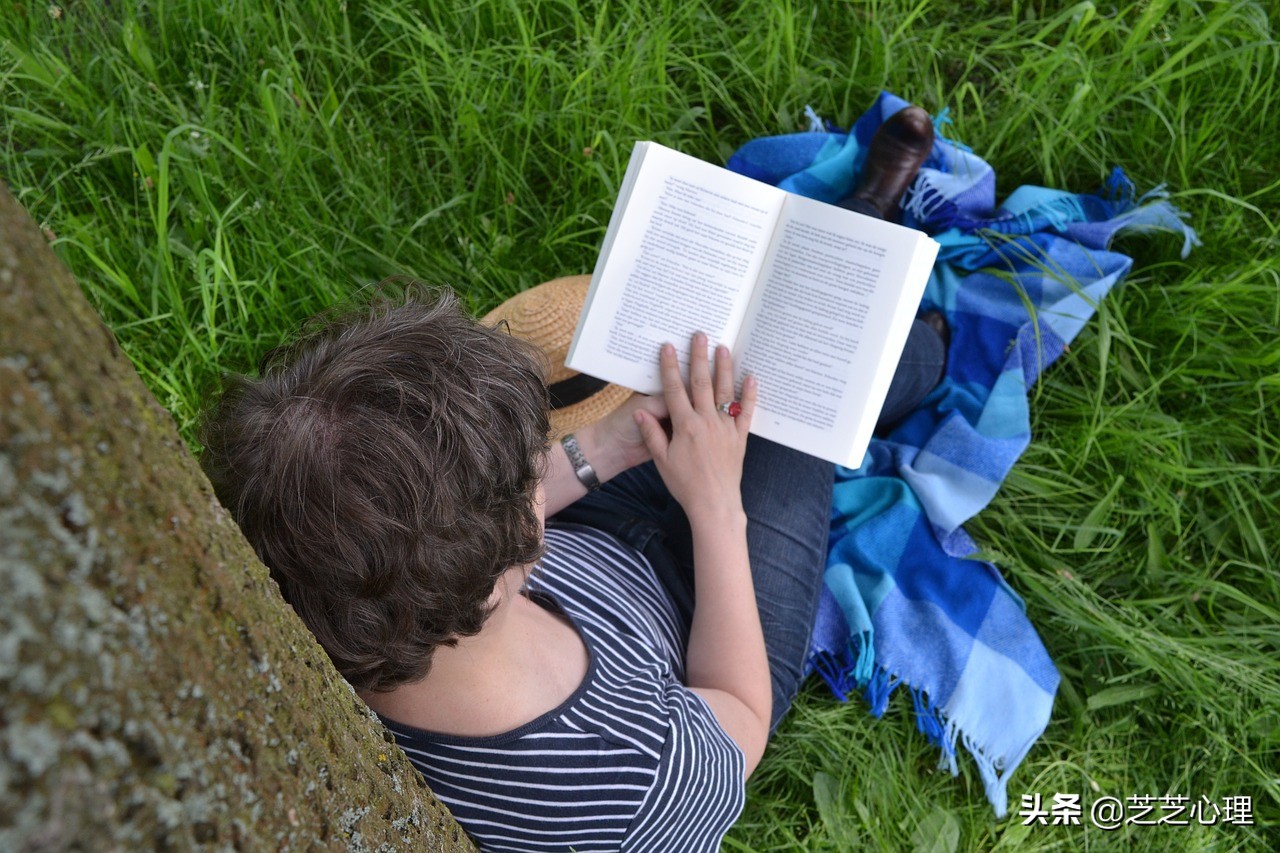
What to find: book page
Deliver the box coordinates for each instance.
[735,194,936,466]
[567,143,785,394]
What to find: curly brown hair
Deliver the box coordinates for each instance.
[199,286,550,692]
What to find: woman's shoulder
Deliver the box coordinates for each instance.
[383,633,745,853]
[385,524,745,851]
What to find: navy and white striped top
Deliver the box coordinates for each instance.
[382,523,745,852]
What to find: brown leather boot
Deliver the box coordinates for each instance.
[838,105,934,222]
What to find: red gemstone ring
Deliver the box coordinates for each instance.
[718,401,742,418]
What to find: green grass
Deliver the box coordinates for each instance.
[4,0,1277,849]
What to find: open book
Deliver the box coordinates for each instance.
[566,141,940,468]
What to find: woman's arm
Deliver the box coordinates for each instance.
[633,335,771,777]
[541,393,667,517]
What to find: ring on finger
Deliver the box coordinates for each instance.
[717,400,742,418]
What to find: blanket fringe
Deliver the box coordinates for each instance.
[931,107,972,155]
[910,686,946,751]
[809,629,874,700]
[963,729,1019,819]
[810,654,1021,817]
[1103,165,1136,202]
[803,105,826,133]
[865,668,896,718]
[901,182,959,230]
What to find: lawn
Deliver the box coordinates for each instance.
[3,0,1276,849]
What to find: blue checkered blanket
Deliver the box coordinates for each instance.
[726,92,1197,817]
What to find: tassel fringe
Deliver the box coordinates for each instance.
[810,652,1022,818]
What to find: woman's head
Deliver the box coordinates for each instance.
[200,286,550,692]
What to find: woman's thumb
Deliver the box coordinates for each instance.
[634,410,667,460]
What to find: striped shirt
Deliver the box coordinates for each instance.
[382,523,745,852]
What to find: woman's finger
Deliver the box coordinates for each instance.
[659,342,693,418]
[713,344,735,405]
[687,332,715,411]
[735,374,758,436]
[634,408,670,464]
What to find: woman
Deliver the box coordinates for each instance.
[201,110,941,852]
[201,286,798,849]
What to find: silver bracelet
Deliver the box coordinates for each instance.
[560,433,600,492]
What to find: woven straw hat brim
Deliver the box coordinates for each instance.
[549,382,634,439]
[483,275,631,438]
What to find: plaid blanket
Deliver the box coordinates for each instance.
[726,92,1197,817]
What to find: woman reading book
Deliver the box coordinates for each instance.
[200,107,940,851]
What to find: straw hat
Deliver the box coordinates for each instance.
[482,275,633,438]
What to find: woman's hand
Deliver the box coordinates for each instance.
[633,332,757,525]
[585,392,669,474]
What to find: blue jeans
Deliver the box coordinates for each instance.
[552,319,943,731]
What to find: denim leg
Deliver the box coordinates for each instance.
[877,318,946,427]
[738,436,833,731]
